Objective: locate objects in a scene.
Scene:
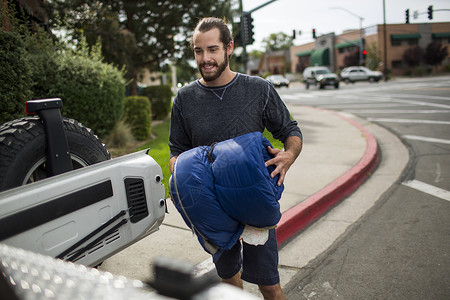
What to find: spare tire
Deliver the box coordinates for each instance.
[0,116,110,192]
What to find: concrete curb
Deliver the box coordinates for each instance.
[276,108,380,245]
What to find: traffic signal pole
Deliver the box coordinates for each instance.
[239,0,278,73]
[405,5,450,22]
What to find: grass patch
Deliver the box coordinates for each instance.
[136,118,172,198]
[263,128,284,149]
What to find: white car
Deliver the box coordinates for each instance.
[302,66,339,89]
[340,66,383,83]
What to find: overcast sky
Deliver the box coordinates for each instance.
[240,0,450,51]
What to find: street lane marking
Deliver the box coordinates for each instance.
[389,93,450,101]
[435,163,442,183]
[326,103,415,109]
[390,98,450,109]
[402,180,450,202]
[282,94,316,100]
[368,118,450,125]
[346,110,450,114]
[403,135,450,145]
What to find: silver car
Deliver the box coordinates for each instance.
[340,66,383,83]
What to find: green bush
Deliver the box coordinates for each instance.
[0,31,32,124]
[104,120,136,149]
[49,43,125,137]
[21,33,125,137]
[123,96,152,141]
[21,27,60,102]
[142,85,173,120]
[1,15,125,136]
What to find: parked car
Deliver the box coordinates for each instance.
[340,66,384,83]
[302,66,339,89]
[266,75,290,88]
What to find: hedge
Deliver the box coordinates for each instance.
[25,35,126,137]
[141,85,173,120]
[50,49,126,137]
[123,96,152,141]
[0,29,126,137]
[0,31,32,124]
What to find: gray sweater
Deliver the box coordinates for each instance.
[169,73,302,158]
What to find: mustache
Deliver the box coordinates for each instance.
[200,62,218,68]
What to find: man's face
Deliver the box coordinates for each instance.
[193,28,231,83]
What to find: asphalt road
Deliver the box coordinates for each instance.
[278,76,450,299]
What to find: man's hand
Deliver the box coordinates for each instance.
[265,136,302,186]
[169,156,178,174]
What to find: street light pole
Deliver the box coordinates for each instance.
[331,7,364,65]
[383,0,388,81]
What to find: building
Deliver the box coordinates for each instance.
[258,49,290,75]
[290,22,450,76]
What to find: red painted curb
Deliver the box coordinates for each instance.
[276,110,380,245]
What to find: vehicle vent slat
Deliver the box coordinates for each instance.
[125,178,149,223]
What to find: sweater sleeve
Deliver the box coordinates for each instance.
[263,83,303,144]
[168,95,192,158]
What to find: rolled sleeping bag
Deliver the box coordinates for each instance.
[169,132,284,261]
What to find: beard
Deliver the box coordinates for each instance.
[199,52,229,83]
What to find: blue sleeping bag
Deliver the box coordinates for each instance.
[169,132,284,261]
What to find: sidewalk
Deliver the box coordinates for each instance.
[99,105,380,295]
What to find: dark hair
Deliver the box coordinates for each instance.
[191,17,232,49]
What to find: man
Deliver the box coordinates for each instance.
[168,17,302,300]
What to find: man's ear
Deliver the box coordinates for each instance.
[227,41,234,56]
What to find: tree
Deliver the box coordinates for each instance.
[47,0,233,95]
[423,41,448,71]
[366,42,382,70]
[248,49,263,59]
[175,61,198,85]
[403,46,423,67]
[262,32,293,51]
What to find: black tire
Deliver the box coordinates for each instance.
[0,116,110,192]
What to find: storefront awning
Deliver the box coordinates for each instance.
[310,48,329,66]
[296,50,315,57]
[335,40,361,49]
[390,33,421,40]
[432,32,450,38]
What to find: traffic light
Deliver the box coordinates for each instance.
[427,5,433,20]
[241,13,254,45]
[362,49,367,60]
[312,28,316,39]
[405,9,410,24]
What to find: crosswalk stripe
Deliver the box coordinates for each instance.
[403,135,450,144]
[368,118,450,125]
[402,180,450,202]
[346,110,450,114]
